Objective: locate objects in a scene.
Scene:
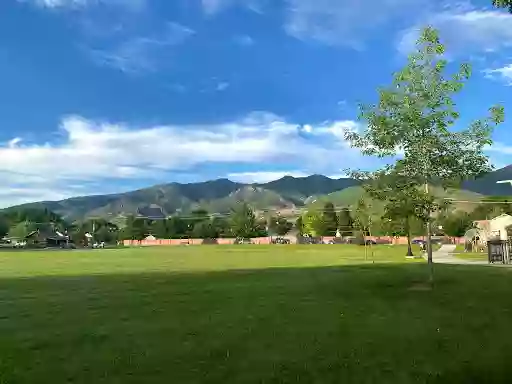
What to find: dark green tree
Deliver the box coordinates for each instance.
[322,202,338,236]
[229,203,257,238]
[123,215,149,240]
[346,27,504,280]
[338,208,354,237]
[191,221,219,239]
[0,215,9,238]
[211,217,230,237]
[440,212,473,237]
[166,217,188,238]
[150,219,168,239]
[268,217,293,236]
[295,216,304,235]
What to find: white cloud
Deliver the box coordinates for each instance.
[227,171,310,183]
[486,142,512,154]
[88,22,195,74]
[18,0,146,10]
[397,5,512,56]
[201,0,265,15]
[484,64,512,85]
[227,170,349,183]
[20,0,88,8]
[284,0,427,47]
[0,113,367,207]
[304,120,360,142]
[216,82,230,91]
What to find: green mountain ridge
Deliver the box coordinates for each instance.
[4,168,506,222]
[5,176,358,221]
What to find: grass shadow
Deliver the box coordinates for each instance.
[0,263,512,383]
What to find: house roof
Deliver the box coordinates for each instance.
[137,206,166,219]
[491,213,512,221]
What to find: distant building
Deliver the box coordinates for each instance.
[137,205,166,220]
[473,214,512,242]
[25,229,69,247]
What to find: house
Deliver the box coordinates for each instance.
[473,214,512,242]
[25,229,69,247]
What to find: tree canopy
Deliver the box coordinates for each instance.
[493,0,512,12]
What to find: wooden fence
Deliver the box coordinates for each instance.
[123,236,465,247]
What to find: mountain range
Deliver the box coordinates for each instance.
[6,166,512,222]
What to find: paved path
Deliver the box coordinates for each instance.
[426,244,488,265]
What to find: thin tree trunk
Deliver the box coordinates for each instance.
[425,183,434,283]
[368,224,375,263]
[405,216,414,257]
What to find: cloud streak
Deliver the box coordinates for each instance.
[88,22,195,74]
[284,0,427,47]
[0,112,367,206]
[397,5,512,56]
[484,64,512,86]
[18,0,146,11]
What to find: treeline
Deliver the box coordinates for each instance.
[1,197,510,244]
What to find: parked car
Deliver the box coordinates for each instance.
[346,237,375,246]
[234,237,253,244]
[272,237,290,244]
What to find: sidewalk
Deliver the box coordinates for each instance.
[426,244,488,265]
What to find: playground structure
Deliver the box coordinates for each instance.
[465,214,512,263]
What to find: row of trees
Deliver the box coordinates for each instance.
[1,197,508,245]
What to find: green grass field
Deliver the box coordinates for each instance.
[455,252,488,262]
[1,245,512,383]
[453,245,488,262]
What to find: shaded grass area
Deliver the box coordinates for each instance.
[1,246,511,383]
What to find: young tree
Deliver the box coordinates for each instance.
[338,208,354,237]
[302,210,326,237]
[295,216,304,235]
[353,199,372,238]
[355,164,436,257]
[322,202,339,236]
[346,27,504,281]
[8,221,36,239]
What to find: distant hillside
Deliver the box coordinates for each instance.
[307,185,485,215]
[463,165,512,195]
[6,175,360,222]
[7,165,507,223]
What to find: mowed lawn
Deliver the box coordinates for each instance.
[1,245,512,383]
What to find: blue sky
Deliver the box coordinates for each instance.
[1,0,512,206]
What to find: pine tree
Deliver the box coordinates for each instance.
[321,202,339,236]
[338,208,354,237]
